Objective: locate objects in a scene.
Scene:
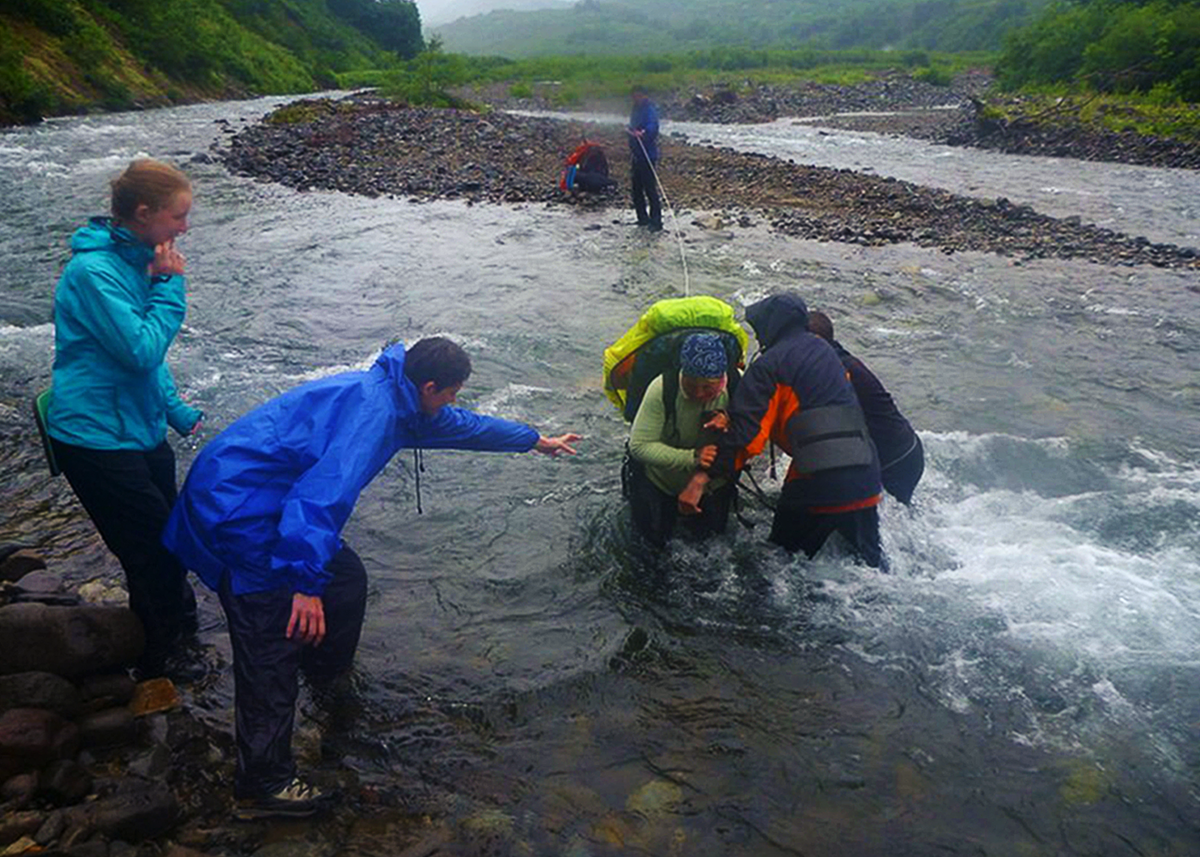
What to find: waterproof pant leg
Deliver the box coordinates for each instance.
[630,159,662,228]
[220,544,368,797]
[301,547,368,684]
[627,458,676,549]
[882,435,925,506]
[770,482,885,570]
[51,439,198,661]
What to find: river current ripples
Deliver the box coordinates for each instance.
[2,95,1199,855]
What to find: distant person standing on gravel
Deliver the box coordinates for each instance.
[627,85,662,231]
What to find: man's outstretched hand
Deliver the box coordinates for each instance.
[535,434,582,457]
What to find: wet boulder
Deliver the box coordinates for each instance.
[77,708,137,750]
[78,674,136,711]
[64,782,179,842]
[37,758,94,806]
[0,603,144,678]
[0,810,44,848]
[0,548,46,583]
[0,708,80,781]
[0,672,82,717]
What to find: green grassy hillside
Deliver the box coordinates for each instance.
[0,0,422,124]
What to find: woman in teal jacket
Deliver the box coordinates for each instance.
[48,158,203,680]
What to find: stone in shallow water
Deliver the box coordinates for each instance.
[0,550,46,583]
[13,570,65,595]
[129,678,180,717]
[625,779,684,816]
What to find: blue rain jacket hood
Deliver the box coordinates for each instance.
[48,217,201,450]
[163,343,540,597]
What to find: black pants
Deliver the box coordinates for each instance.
[882,435,925,506]
[51,439,198,661]
[627,458,734,549]
[630,158,662,228]
[219,545,368,797]
[769,481,886,570]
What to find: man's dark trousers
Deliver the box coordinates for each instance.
[769,481,886,570]
[219,545,368,797]
[631,158,662,228]
[52,439,198,661]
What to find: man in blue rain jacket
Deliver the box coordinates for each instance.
[627,85,663,231]
[163,337,579,819]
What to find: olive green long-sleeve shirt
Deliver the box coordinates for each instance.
[629,374,729,496]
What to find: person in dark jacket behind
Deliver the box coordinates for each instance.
[627,85,663,231]
[679,294,886,568]
[807,311,924,505]
[163,337,580,820]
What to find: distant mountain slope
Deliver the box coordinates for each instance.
[418,0,572,27]
[433,0,1046,56]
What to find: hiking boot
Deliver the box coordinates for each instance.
[134,639,213,685]
[235,777,332,820]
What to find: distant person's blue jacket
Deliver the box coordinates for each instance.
[49,217,201,450]
[628,99,660,163]
[162,343,540,597]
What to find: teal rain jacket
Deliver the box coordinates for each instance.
[48,217,201,450]
[162,343,540,597]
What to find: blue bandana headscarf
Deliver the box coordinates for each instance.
[680,333,727,378]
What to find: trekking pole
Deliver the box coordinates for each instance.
[632,132,690,297]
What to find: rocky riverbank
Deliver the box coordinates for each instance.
[460,70,1200,172]
[218,96,1199,269]
[0,546,386,857]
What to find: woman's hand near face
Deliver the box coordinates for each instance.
[150,240,186,278]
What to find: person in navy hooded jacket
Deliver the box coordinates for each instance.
[163,337,579,819]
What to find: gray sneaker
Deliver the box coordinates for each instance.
[235,777,331,820]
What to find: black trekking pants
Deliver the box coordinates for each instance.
[219,545,368,798]
[627,457,734,549]
[770,481,886,570]
[630,158,662,227]
[51,439,198,660]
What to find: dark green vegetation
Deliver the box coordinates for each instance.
[986,0,1200,144]
[433,0,1049,57]
[0,0,422,124]
[997,0,1200,100]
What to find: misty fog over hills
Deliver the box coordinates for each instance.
[418,0,571,27]
[428,0,1047,56]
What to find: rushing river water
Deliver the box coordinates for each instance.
[2,97,1200,855]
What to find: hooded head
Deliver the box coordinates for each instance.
[745,293,809,349]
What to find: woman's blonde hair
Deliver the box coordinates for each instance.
[110,159,191,221]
